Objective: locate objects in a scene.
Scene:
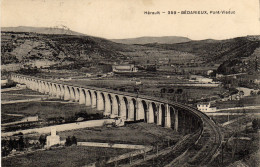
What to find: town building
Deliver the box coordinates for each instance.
[112,64,138,73]
[197,102,217,112]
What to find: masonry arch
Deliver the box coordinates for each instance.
[89,90,96,108]
[169,107,175,130]
[69,87,76,101]
[60,85,65,98]
[104,93,113,116]
[79,88,86,104]
[46,82,51,94]
[161,104,166,127]
[115,95,121,116]
[74,87,80,102]
[57,84,62,98]
[122,97,129,120]
[150,102,158,124]
[96,91,105,111]
[64,85,71,100]
[127,98,137,121]
[51,83,57,96]
[85,89,91,106]
[141,100,148,122]
[52,84,58,97]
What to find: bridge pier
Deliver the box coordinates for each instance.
[90,90,96,108]
[104,93,112,116]
[79,89,86,104]
[111,95,118,118]
[96,91,105,111]
[148,102,154,123]
[127,98,135,121]
[75,88,80,102]
[85,90,91,107]
[165,104,171,128]
[119,95,127,120]
[136,99,145,121]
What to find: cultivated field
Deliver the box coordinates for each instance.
[51,123,181,146]
[2,146,132,167]
[2,101,100,122]
[215,95,260,109]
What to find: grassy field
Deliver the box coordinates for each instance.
[1,101,101,121]
[2,146,132,167]
[1,114,23,124]
[209,113,260,167]
[57,123,182,146]
[3,88,45,95]
[1,94,42,101]
[215,95,260,109]
[210,115,244,124]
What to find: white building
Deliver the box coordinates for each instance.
[112,64,138,73]
[207,70,214,76]
[197,102,217,112]
[197,78,213,83]
[21,116,38,122]
[46,127,60,147]
[189,75,213,83]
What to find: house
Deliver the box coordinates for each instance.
[197,102,217,112]
[21,116,38,122]
[112,64,138,73]
[1,79,8,86]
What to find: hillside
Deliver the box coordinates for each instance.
[1,26,84,36]
[1,31,197,69]
[144,36,260,63]
[110,36,191,44]
[1,31,132,68]
[1,29,259,75]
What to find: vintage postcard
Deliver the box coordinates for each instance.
[1,0,260,166]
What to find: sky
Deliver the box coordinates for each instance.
[1,0,260,40]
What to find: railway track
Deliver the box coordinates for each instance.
[170,102,223,166]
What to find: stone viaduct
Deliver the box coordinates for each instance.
[10,74,224,165]
[11,74,203,133]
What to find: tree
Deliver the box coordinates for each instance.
[18,136,25,151]
[71,136,77,145]
[39,135,47,147]
[252,119,259,131]
[65,136,72,146]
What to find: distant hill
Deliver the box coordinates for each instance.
[1,28,259,75]
[1,26,84,36]
[144,36,260,74]
[144,36,260,63]
[110,36,191,44]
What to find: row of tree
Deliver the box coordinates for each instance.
[2,136,26,156]
[65,136,77,146]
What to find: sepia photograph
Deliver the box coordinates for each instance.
[1,0,260,166]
